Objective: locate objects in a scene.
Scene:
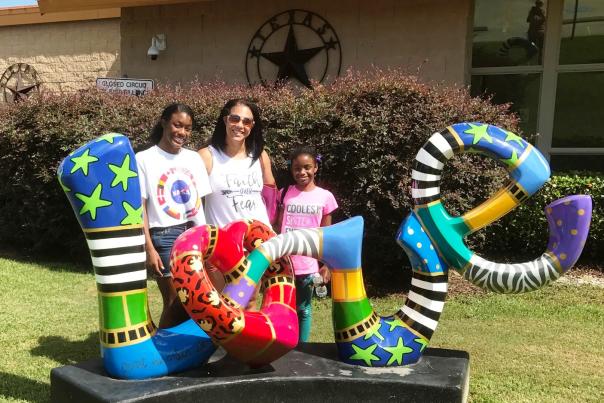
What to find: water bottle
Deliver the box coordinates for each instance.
[312,273,328,298]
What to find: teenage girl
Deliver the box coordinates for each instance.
[136,103,212,328]
[276,146,338,342]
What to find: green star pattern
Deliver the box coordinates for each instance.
[121,201,143,225]
[349,343,380,366]
[364,323,385,341]
[96,133,122,144]
[70,149,98,176]
[384,337,413,365]
[385,317,405,331]
[502,149,519,166]
[414,337,428,352]
[465,123,493,145]
[503,130,524,147]
[108,154,137,191]
[75,183,112,220]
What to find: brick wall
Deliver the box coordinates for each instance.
[120,0,472,86]
[0,18,121,98]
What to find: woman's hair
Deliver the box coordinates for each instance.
[210,98,264,163]
[150,103,195,145]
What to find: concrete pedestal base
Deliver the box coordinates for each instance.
[51,343,470,402]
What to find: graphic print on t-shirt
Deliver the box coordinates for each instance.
[284,203,324,229]
[157,167,201,220]
[221,172,262,213]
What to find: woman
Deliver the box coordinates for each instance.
[136,103,212,328]
[199,98,276,292]
[199,98,276,226]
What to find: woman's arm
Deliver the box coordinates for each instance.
[198,147,213,175]
[275,205,284,233]
[320,214,332,227]
[142,200,163,276]
[260,150,276,185]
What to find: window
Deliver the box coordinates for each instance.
[471,0,604,171]
[472,0,546,68]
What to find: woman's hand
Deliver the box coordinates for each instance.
[319,264,331,284]
[146,246,164,276]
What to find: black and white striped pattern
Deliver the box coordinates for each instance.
[258,229,321,262]
[86,227,147,292]
[463,253,561,293]
[397,271,448,340]
[412,129,461,205]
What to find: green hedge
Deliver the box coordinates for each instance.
[0,70,601,288]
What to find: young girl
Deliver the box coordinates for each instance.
[277,146,338,342]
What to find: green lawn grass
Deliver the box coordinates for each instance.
[1,257,603,402]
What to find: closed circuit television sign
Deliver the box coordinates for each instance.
[96,78,154,96]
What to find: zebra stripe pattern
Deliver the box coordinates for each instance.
[412,129,461,205]
[397,271,448,339]
[258,229,321,262]
[463,253,561,293]
[85,227,147,292]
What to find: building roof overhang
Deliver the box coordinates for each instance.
[37,0,208,14]
[0,5,120,26]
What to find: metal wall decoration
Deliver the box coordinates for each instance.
[245,10,342,88]
[0,63,42,103]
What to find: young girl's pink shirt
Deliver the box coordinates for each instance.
[280,186,338,275]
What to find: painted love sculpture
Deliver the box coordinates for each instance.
[58,123,591,378]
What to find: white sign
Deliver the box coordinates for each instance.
[96,77,154,96]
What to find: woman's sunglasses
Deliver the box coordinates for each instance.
[226,114,254,127]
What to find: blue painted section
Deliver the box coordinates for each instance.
[337,318,425,366]
[509,146,551,196]
[396,212,447,275]
[58,134,142,229]
[102,319,216,379]
[321,216,364,270]
[451,122,529,164]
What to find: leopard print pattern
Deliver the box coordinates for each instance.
[171,234,244,341]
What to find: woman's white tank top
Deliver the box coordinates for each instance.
[204,145,270,227]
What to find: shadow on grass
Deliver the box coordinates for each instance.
[0,372,50,403]
[0,247,90,274]
[31,333,99,366]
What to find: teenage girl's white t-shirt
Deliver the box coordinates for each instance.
[136,145,211,228]
[204,145,271,227]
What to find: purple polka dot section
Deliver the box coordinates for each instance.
[545,195,592,272]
